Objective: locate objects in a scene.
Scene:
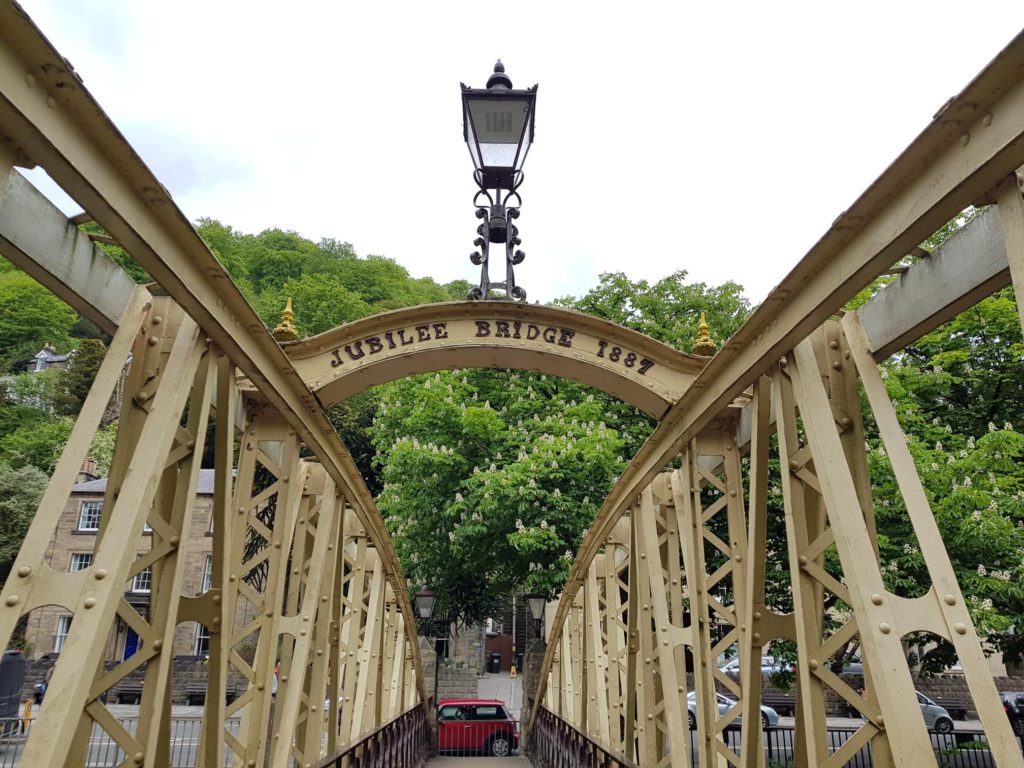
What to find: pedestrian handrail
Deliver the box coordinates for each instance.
[523,709,1024,768]
[313,705,428,768]
[528,706,636,768]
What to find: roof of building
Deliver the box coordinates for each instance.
[73,468,217,495]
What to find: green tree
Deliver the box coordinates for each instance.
[868,286,1024,667]
[369,273,753,626]
[0,416,74,473]
[0,265,78,371]
[555,270,750,352]
[0,463,47,583]
[54,338,106,416]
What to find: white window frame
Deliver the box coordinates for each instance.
[131,566,152,594]
[69,553,93,572]
[201,555,213,594]
[78,500,102,531]
[194,624,210,656]
[55,615,72,652]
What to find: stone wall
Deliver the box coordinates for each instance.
[420,639,479,703]
[755,672,1024,718]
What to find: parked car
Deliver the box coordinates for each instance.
[917,692,954,734]
[686,691,780,731]
[437,698,518,756]
[1000,691,1024,736]
[828,654,864,675]
[719,655,793,676]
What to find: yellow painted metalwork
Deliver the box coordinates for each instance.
[1,7,1024,768]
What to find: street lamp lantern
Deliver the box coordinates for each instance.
[526,593,546,622]
[461,60,537,301]
[414,583,436,621]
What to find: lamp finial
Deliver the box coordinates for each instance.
[487,60,513,90]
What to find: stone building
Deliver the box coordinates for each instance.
[24,467,216,662]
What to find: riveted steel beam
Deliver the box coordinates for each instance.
[534,29,1024,738]
[0,3,426,710]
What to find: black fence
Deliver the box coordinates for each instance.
[527,708,1023,768]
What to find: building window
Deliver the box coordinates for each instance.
[78,501,102,531]
[69,553,93,572]
[201,555,213,594]
[194,624,210,656]
[131,567,152,593]
[55,615,72,652]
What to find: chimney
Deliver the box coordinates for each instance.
[77,457,98,484]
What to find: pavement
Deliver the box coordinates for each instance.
[476,671,524,721]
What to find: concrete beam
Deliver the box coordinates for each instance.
[858,206,1011,360]
[0,169,136,335]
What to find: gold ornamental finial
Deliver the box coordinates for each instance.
[691,311,718,357]
[272,297,299,342]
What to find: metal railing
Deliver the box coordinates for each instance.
[314,706,428,768]
[527,707,1022,768]
[0,716,241,768]
[528,707,636,768]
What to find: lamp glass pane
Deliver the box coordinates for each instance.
[467,98,531,169]
[415,593,436,620]
[527,596,545,620]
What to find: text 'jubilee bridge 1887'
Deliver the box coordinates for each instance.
[2,5,1024,768]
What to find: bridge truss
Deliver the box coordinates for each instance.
[0,4,1023,767]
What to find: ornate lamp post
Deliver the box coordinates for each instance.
[414,584,442,746]
[461,60,537,301]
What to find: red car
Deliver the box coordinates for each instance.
[437,698,519,756]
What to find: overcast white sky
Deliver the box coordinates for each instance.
[18,1,1024,306]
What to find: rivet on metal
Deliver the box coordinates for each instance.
[832,360,842,370]
[153,639,163,650]
[84,597,96,608]
[4,595,18,607]
[808,659,818,670]
[798,555,808,567]
[829,340,839,350]
[871,594,883,605]
[954,623,967,635]
[879,623,891,634]
[17,567,30,578]
[944,594,956,605]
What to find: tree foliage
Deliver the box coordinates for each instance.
[370,272,753,627]
[0,263,78,372]
[868,285,1024,667]
[0,463,47,583]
